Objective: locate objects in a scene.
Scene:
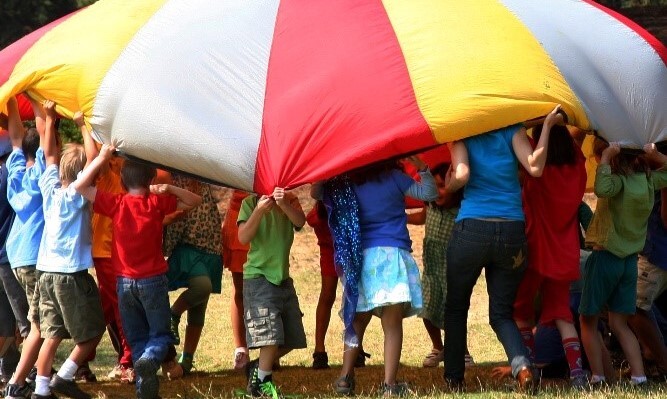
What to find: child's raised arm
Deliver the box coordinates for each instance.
[445,141,469,192]
[150,184,202,211]
[6,97,24,149]
[73,144,115,202]
[42,100,59,166]
[74,111,99,167]
[238,195,275,245]
[26,95,46,140]
[513,105,564,177]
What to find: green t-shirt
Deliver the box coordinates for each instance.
[237,195,296,285]
[586,164,667,257]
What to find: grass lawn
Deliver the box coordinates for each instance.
[53,199,665,398]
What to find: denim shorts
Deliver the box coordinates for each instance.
[243,276,306,349]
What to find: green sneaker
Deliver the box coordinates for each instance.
[247,370,282,399]
[170,313,181,345]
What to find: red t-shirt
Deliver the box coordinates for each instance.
[94,191,178,279]
[522,145,587,281]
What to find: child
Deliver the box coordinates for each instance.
[32,100,106,399]
[238,187,306,397]
[306,200,338,369]
[580,140,667,386]
[75,145,202,399]
[326,156,437,396]
[513,123,588,388]
[406,162,473,368]
[3,96,46,399]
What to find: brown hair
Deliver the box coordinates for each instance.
[59,143,86,183]
[22,128,40,161]
[121,160,157,190]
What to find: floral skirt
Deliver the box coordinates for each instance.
[356,246,423,317]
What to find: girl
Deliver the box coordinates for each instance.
[513,124,587,387]
[579,140,667,386]
[443,105,564,392]
[323,156,437,396]
[406,162,474,368]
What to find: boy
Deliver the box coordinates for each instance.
[32,100,106,399]
[238,187,307,397]
[75,144,202,399]
[3,96,47,399]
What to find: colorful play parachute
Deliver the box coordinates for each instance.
[1,0,666,193]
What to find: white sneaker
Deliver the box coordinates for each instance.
[422,348,444,368]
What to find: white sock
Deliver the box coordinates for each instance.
[57,358,79,381]
[34,375,51,396]
[630,375,647,385]
[257,368,272,381]
[590,375,605,384]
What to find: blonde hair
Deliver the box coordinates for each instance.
[59,143,86,183]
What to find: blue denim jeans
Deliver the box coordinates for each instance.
[444,219,531,381]
[117,275,173,366]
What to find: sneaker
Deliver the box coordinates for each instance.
[107,364,123,380]
[25,369,37,386]
[422,348,443,368]
[29,394,57,399]
[5,383,33,399]
[161,360,183,381]
[234,348,250,370]
[73,363,97,383]
[245,359,259,384]
[570,373,588,390]
[49,375,91,399]
[380,382,410,397]
[170,314,181,345]
[134,357,159,399]
[354,350,370,368]
[464,353,475,368]
[332,375,355,396]
[247,372,281,399]
[312,352,329,370]
[119,366,135,384]
[178,354,194,375]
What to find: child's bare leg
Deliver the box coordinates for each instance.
[628,309,667,372]
[314,275,337,353]
[423,318,443,351]
[183,325,203,355]
[381,304,404,386]
[9,321,42,385]
[580,314,605,378]
[231,272,246,349]
[339,312,372,381]
[68,335,103,365]
[600,334,616,382]
[36,337,62,378]
[608,311,645,378]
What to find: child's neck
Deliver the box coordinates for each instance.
[128,187,149,196]
[61,179,72,188]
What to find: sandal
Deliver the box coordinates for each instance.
[333,374,355,396]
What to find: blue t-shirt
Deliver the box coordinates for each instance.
[37,164,93,273]
[6,148,46,267]
[353,169,414,251]
[0,163,15,265]
[642,192,667,271]
[457,125,525,222]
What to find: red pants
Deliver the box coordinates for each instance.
[94,258,133,367]
[513,267,573,325]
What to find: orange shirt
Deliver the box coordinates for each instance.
[91,157,124,259]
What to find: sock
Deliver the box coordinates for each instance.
[590,375,605,384]
[562,337,584,378]
[57,358,79,381]
[519,327,535,361]
[34,375,51,396]
[630,375,647,385]
[257,368,272,382]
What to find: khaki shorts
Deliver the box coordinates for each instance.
[13,266,39,324]
[39,271,105,343]
[243,277,306,349]
[636,255,667,312]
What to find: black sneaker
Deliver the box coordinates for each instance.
[25,368,37,386]
[5,383,33,399]
[247,372,282,398]
[29,393,58,399]
[48,375,90,399]
[312,352,329,370]
[354,350,370,368]
[380,382,410,397]
[245,359,259,383]
[73,363,97,383]
[134,357,159,399]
